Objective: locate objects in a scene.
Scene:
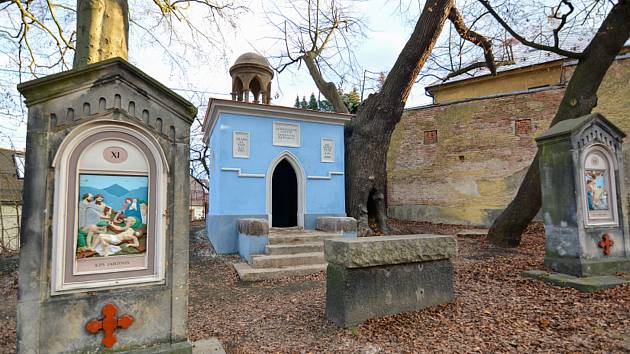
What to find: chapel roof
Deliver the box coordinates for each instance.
[231,52,272,71]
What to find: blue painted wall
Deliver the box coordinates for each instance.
[207,111,346,254]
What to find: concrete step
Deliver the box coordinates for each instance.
[250,252,325,268]
[265,242,324,255]
[268,232,339,245]
[234,262,327,281]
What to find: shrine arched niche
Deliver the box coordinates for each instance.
[580,144,619,227]
[51,119,168,294]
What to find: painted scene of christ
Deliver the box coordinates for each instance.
[585,170,609,211]
[76,174,149,260]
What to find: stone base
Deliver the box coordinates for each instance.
[544,256,630,277]
[522,270,630,292]
[325,260,454,328]
[105,340,192,353]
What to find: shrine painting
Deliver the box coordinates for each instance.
[585,170,609,211]
[76,174,148,260]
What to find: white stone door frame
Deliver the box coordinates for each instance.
[266,150,305,228]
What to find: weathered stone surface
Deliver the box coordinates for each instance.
[316,217,357,233]
[237,218,269,236]
[326,260,454,328]
[16,59,194,353]
[325,234,456,268]
[522,269,630,292]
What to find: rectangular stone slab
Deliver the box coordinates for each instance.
[326,260,454,328]
[324,234,456,268]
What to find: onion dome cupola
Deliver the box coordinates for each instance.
[229,52,274,104]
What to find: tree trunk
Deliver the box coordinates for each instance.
[488,0,630,247]
[303,53,349,114]
[74,0,129,68]
[345,0,454,233]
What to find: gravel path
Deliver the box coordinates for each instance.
[1,222,629,353]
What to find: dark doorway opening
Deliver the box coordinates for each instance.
[272,159,298,227]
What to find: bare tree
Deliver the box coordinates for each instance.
[480,0,630,246]
[0,0,245,185]
[270,0,497,234]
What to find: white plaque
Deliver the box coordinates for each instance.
[321,138,335,163]
[233,131,250,158]
[273,122,300,147]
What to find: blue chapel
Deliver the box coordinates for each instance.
[202,53,352,254]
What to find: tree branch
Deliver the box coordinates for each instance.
[477,0,585,59]
[448,6,497,75]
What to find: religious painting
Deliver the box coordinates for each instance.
[585,170,609,211]
[582,147,618,227]
[75,174,149,272]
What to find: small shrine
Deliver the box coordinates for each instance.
[536,113,630,277]
[202,53,352,254]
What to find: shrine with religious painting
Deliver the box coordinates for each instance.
[75,174,149,273]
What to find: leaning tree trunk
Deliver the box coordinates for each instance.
[488,0,630,247]
[345,0,454,234]
[74,0,129,68]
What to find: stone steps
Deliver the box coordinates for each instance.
[267,232,339,245]
[265,242,324,255]
[250,252,325,268]
[235,228,338,281]
[234,262,327,281]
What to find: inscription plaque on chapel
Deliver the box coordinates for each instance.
[321,138,335,162]
[233,131,250,158]
[273,122,300,147]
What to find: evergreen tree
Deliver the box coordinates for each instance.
[300,96,308,109]
[294,95,301,108]
[342,87,361,112]
[318,99,333,112]
[308,93,319,110]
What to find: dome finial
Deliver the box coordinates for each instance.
[229,52,274,104]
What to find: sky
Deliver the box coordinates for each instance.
[1,0,433,150]
[1,0,607,150]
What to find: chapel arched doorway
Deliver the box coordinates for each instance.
[272,159,298,227]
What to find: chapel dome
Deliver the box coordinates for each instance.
[229,52,274,104]
[231,52,272,71]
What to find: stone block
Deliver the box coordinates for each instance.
[237,218,269,261]
[325,260,454,328]
[324,234,456,268]
[316,217,357,234]
[237,218,269,236]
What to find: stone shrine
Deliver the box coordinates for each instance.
[17,58,195,352]
[536,113,630,276]
[203,53,352,255]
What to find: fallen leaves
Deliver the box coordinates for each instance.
[1,221,629,353]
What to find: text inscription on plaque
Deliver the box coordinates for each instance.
[233,131,250,158]
[321,138,335,162]
[273,122,300,147]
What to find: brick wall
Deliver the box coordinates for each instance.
[387,58,630,226]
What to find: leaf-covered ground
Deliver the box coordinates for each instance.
[1,221,629,353]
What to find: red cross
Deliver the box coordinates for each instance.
[597,233,614,256]
[86,303,134,348]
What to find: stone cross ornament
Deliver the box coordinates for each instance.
[597,233,615,256]
[86,303,134,348]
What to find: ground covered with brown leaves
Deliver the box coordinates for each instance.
[1,221,629,353]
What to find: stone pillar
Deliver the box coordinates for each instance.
[536,113,630,276]
[16,59,196,353]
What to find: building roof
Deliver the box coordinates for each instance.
[0,148,24,203]
[202,98,353,142]
[426,36,630,92]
